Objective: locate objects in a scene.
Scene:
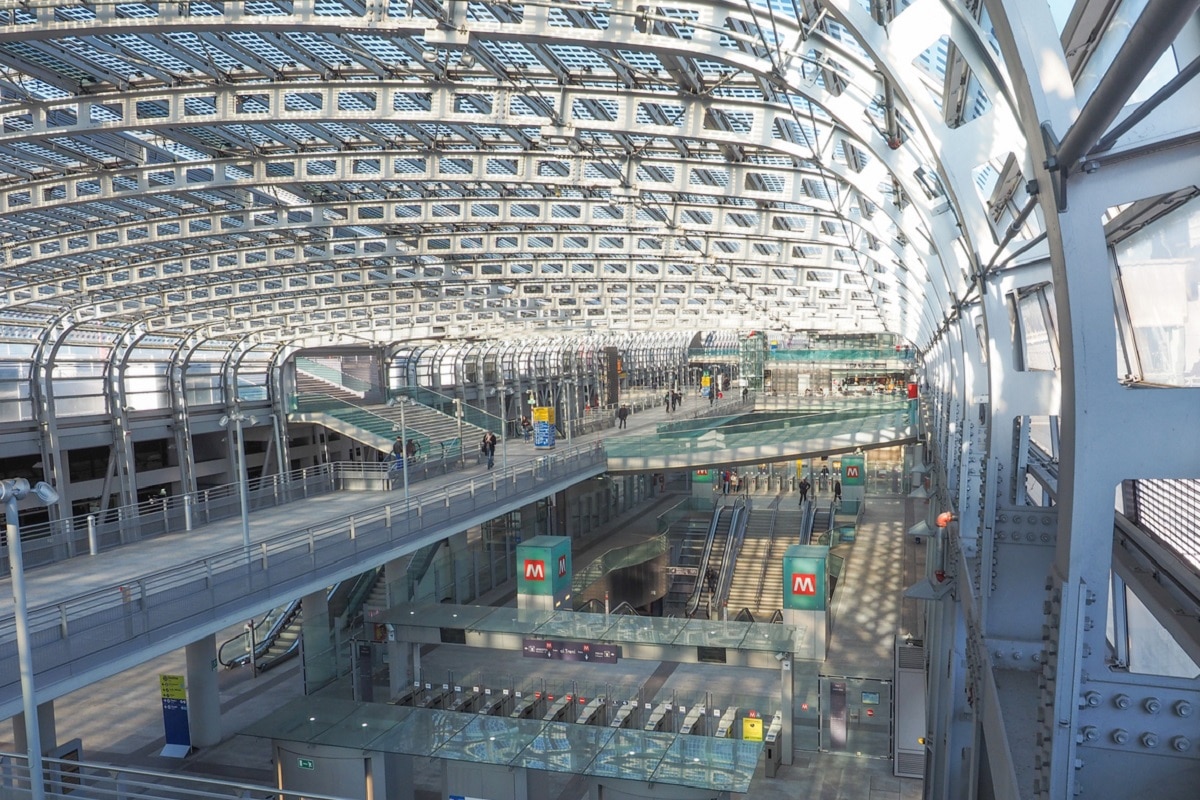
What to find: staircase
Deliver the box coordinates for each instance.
[727,508,776,614]
[295,371,364,403]
[289,392,489,463]
[759,505,804,611]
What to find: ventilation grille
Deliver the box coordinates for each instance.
[895,750,925,778]
[897,642,925,670]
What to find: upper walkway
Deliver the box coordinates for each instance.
[0,395,916,721]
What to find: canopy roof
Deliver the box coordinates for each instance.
[0,0,1182,359]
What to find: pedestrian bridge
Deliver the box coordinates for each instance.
[604,397,918,471]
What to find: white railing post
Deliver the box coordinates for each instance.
[87,514,99,555]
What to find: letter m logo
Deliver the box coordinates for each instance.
[791,573,817,595]
[558,555,568,577]
[524,559,546,581]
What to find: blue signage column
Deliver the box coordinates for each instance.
[516,535,572,611]
[532,406,556,450]
[159,674,191,757]
[781,544,829,661]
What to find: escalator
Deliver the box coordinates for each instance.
[218,600,302,672]
[665,517,717,610]
[811,500,835,540]
[686,502,743,618]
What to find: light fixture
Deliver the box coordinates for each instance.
[3,477,61,800]
[421,50,439,64]
[218,410,257,551]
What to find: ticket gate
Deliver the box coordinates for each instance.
[479,692,514,716]
[510,694,546,719]
[679,704,707,735]
[575,696,607,726]
[446,689,482,713]
[764,711,784,777]
[609,699,639,728]
[542,695,574,722]
[715,706,739,738]
[643,702,673,732]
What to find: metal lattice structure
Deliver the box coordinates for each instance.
[4,1,1200,798]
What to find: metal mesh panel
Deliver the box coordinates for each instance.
[1132,479,1200,568]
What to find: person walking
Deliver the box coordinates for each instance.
[833,478,842,504]
[520,415,532,442]
[798,478,810,503]
[617,404,630,429]
[405,437,418,464]
[481,431,497,469]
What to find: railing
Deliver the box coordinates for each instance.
[0,443,608,715]
[392,386,502,435]
[1,464,340,577]
[570,532,669,595]
[606,402,915,459]
[686,505,728,618]
[654,496,712,535]
[0,751,351,800]
[714,501,749,612]
[292,393,435,454]
[217,599,298,667]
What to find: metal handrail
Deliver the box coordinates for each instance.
[0,750,352,800]
[217,599,298,667]
[0,443,609,708]
[685,505,727,618]
[1,464,338,576]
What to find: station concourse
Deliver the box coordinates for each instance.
[3,1,1200,799]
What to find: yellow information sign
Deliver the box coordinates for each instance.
[532,406,555,424]
[742,716,763,742]
[159,674,186,700]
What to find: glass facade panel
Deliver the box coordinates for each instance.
[1114,199,1200,386]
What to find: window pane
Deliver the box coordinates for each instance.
[1114,200,1200,385]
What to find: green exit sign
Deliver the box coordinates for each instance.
[297,758,315,770]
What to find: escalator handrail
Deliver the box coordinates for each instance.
[686,505,727,617]
[217,599,299,667]
[713,499,748,612]
[341,566,383,627]
[733,607,756,623]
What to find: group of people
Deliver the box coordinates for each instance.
[798,467,842,505]
[718,469,748,496]
[663,389,683,413]
[387,436,420,472]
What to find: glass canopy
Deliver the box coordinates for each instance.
[243,699,764,794]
